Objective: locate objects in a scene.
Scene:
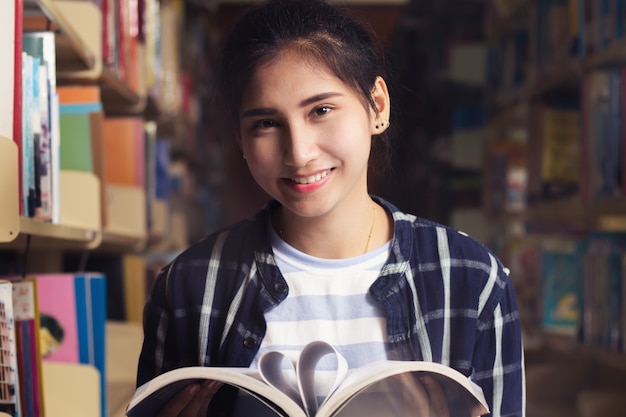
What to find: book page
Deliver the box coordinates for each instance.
[127,366,306,417]
[258,350,302,408]
[318,360,489,417]
[296,341,348,416]
[258,340,348,417]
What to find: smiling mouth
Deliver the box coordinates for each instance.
[290,169,332,185]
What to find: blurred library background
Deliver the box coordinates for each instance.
[2,0,626,416]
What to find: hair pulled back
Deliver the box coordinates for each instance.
[217,0,384,137]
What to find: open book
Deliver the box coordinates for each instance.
[126,341,489,417]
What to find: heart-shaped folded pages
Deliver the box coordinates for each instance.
[258,341,349,417]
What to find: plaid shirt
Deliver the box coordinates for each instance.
[137,197,525,417]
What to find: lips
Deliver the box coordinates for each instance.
[290,169,332,185]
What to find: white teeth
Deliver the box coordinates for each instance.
[293,170,330,184]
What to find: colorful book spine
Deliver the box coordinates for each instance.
[12,279,44,417]
[0,281,19,417]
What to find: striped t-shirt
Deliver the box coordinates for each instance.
[233,225,392,415]
[256,224,391,365]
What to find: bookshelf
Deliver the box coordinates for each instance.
[484,0,626,367]
[1,0,162,253]
[0,138,19,244]
[24,0,97,71]
[24,0,144,113]
[0,0,190,414]
[1,136,102,250]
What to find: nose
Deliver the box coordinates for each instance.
[282,124,319,167]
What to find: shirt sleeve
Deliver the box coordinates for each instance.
[473,267,525,417]
[136,263,175,387]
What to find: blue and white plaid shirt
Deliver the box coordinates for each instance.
[137,196,525,417]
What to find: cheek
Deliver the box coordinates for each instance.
[242,141,279,173]
[325,120,372,156]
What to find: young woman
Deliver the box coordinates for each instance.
[137,1,525,416]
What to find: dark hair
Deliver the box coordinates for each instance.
[216,0,392,172]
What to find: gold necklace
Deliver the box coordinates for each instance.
[363,203,376,253]
[278,202,377,254]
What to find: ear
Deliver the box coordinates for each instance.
[369,76,391,135]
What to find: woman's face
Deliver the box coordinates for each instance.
[239,49,385,219]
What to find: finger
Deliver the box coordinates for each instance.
[178,380,223,417]
[420,375,449,417]
[156,383,201,417]
[396,373,430,416]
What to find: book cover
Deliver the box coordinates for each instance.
[127,341,489,417]
[58,113,94,173]
[12,279,44,417]
[29,56,43,219]
[57,85,103,174]
[0,281,20,417]
[74,273,108,417]
[21,53,36,218]
[122,254,147,324]
[102,117,145,186]
[22,32,57,221]
[14,0,24,216]
[540,103,581,199]
[34,274,80,364]
[541,238,586,335]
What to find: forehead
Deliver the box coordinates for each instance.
[243,50,342,96]
[254,48,333,82]
[242,48,368,108]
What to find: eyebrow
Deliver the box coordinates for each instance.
[240,92,343,119]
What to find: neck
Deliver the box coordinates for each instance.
[274,198,385,259]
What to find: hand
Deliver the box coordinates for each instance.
[396,373,450,417]
[156,380,223,417]
[417,374,450,417]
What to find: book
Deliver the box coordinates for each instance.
[26,272,108,417]
[102,117,145,187]
[540,103,581,199]
[0,281,20,417]
[541,237,586,335]
[11,279,44,417]
[126,341,489,417]
[57,86,102,173]
[34,274,80,363]
[14,0,24,216]
[74,273,108,417]
[21,52,37,217]
[23,31,57,222]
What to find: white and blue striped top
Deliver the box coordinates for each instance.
[255,226,391,366]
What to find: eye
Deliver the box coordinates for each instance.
[312,105,332,118]
[252,119,279,129]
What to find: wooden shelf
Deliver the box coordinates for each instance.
[524,196,626,232]
[2,217,102,251]
[526,197,587,230]
[100,231,147,253]
[24,0,97,71]
[487,102,528,130]
[584,38,626,70]
[540,331,626,371]
[589,198,626,231]
[527,57,583,99]
[0,138,19,243]
[24,0,146,113]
